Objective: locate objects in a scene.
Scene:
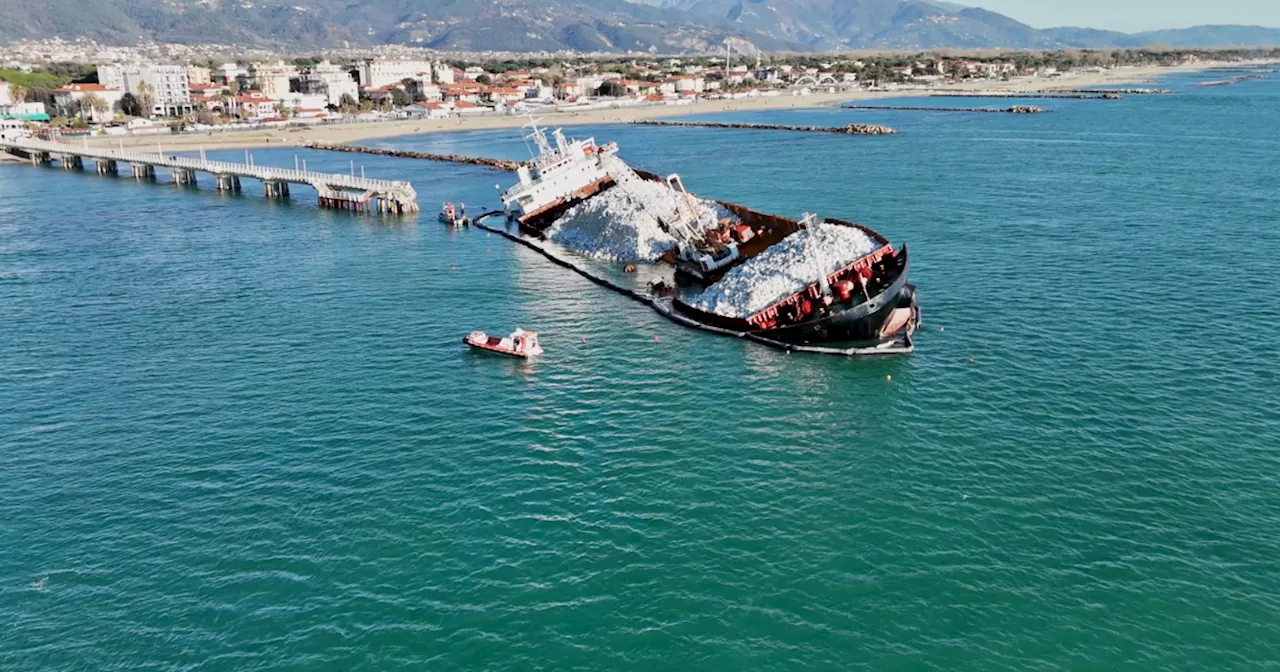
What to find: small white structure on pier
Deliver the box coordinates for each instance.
[0,137,419,214]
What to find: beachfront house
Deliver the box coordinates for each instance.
[440,83,484,104]
[233,91,278,119]
[409,101,451,119]
[53,83,125,123]
[0,101,49,122]
[675,76,705,93]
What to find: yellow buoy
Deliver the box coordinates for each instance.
[886,375,892,381]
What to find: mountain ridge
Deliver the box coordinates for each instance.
[0,0,1277,53]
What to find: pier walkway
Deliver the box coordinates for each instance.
[0,137,419,213]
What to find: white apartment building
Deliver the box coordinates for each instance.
[251,61,298,98]
[139,65,191,116]
[276,92,328,113]
[0,79,10,105]
[96,63,132,90]
[298,60,358,108]
[359,59,434,89]
[432,62,455,85]
[96,63,192,116]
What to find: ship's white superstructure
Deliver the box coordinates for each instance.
[502,118,618,225]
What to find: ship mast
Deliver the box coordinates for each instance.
[801,212,831,297]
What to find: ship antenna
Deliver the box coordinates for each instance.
[522,114,553,159]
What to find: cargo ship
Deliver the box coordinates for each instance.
[499,122,919,349]
[671,212,918,347]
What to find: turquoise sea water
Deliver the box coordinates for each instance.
[3,73,1279,670]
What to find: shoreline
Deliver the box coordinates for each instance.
[0,60,1266,160]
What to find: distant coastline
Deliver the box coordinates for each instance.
[85,60,1270,154]
[0,59,1268,163]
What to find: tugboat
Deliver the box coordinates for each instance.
[464,328,543,359]
[501,117,619,235]
[439,202,470,227]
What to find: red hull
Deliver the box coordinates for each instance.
[464,338,531,358]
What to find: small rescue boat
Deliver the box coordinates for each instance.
[464,328,543,358]
[439,202,470,227]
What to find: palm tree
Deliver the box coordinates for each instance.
[136,82,155,118]
[81,92,109,123]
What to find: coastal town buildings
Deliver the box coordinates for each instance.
[297,60,359,107]
[141,65,192,116]
[433,63,456,84]
[187,65,212,85]
[359,58,433,89]
[276,92,328,115]
[251,61,298,97]
[357,58,462,88]
[95,63,131,91]
[0,101,50,121]
[215,62,249,86]
[97,63,192,116]
[232,91,278,119]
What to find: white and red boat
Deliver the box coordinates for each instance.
[463,328,543,358]
[439,202,470,227]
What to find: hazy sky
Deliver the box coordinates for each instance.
[969,0,1280,33]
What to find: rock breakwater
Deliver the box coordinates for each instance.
[304,142,520,171]
[633,120,897,135]
[841,104,1045,114]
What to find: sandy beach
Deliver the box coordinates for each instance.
[0,60,1261,159]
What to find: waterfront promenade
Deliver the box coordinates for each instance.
[0,137,419,213]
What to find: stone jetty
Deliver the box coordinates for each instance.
[841,104,1045,114]
[1197,74,1267,87]
[632,120,897,135]
[305,142,521,171]
[929,92,1121,100]
[1074,88,1174,95]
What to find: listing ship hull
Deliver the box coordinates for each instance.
[515,176,617,237]
[670,205,918,347]
[673,250,916,346]
[763,275,917,346]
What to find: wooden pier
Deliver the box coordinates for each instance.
[0,137,419,214]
